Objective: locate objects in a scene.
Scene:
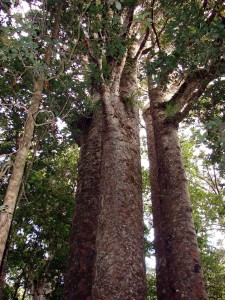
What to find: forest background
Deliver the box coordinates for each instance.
[0,0,225,299]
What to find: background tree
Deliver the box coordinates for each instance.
[2,130,79,299]
[0,0,63,267]
[0,0,87,294]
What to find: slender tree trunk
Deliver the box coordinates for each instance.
[63,111,102,300]
[0,235,9,299]
[0,79,43,267]
[0,140,40,297]
[143,94,208,299]
[92,59,147,299]
[0,5,62,269]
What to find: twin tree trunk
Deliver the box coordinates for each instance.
[65,58,209,299]
[143,94,208,300]
[64,58,147,299]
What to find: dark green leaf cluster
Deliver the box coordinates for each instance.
[3,135,79,299]
[146,0,225,85]
[191,80,225,175]
[181,135,225,299]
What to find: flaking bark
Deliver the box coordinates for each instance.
[92,59,147,299]
[63,111,102,300]
[143,106,170,296]
[143,80,209,299]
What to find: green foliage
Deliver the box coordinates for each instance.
[165,102,179,118]
[146,0,225,85]
[0,5,82,290]
[0,204,7,211]
[105,36,127,60]
[2,283,14,300]
[3,135,79,298]
[122,91,138,112]
[201,246,225,300]
[134,11,152,27]
[146,273,157,300]
[191,80,225,175]
[180,134,225,299]
[0,16,49,78]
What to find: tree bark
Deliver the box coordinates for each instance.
[92,59,147,299]
[143,91,208,299]
[63,111,102,300]
[0,79,43,267]
[0,6,62,269]
[0,236,9,299]
[143,105,170,294]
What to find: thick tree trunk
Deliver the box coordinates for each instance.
[92,60,147,299]
[144,99,208,299]
[63,112,102,300]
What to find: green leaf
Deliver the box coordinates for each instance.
[115,1,122,10]
[0,205,6,211]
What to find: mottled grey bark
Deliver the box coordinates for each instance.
[143,76,209,299]
[63,111,102,300]
[92,59,147,299]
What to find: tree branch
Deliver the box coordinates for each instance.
[134,27,150,61]
[0,161,13,180]
[150,0,161,51]
[171,77,211,123]
[164,67,212,107]
[121,6,135,39]
[162,61,225,123]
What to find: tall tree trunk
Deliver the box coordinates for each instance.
[92,59,147,299]
[0,140,40,297]
[0,79,43,267]
[143,105,170,293]
[63,111,102,300]
[0,236,9,299]
[143,93,208,299]
[0,5,62,269]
